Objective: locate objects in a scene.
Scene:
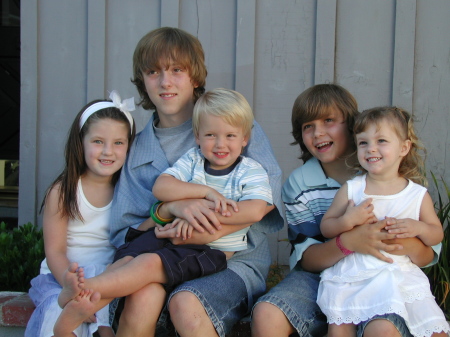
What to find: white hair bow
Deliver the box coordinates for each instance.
[79,90,135,133]
[109,90,135,131]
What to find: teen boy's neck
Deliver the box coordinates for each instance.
[156,110,193,129]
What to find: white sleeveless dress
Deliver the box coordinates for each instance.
[317,175,449,337]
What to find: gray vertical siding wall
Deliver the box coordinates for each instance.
[19,0,450,264]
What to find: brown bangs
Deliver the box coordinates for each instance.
[137,32,205,87]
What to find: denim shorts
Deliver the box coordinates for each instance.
[163,268,248,337]
[357,313,413,337]
[114,228,227,287]
[254,268,414,337]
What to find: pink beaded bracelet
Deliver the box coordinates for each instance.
[336,234,354,256]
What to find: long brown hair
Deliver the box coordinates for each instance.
[40,100,135,221]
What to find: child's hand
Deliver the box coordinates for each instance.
[171,218,195,240]
[154,224,178,238]
[155,218,195,240]
[205,189,239,216]
[384,217,422,239]
[343,198,375,229]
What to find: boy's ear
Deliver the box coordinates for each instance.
[195,136,201,145]
[400,139,411,157]
[242,136,249,148]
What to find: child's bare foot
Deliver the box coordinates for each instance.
[57,262,83,308]
[53,289,101,337]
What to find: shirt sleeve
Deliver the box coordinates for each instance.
[109,135,165,248]
[282,168,338,269]
[238,160,273,205]
[424,243,441,268]
[243,121,284,233]
[163,148,197,182]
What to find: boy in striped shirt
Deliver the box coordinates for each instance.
[152,88,273,260]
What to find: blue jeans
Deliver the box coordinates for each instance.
[254,269,327,337]
[160,268,248,337]
[254,268,413,337]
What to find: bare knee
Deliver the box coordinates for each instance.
[327,323,356,337]
[252,302,275,327]
[169,292,199,326]
[137,253,162,270]
[169,291,211,333]
[252,302,294,337]
[124,282,163,311]
[363,319,401,337]
[117,283,166,337]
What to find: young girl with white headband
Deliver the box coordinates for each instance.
[25,91,135,337]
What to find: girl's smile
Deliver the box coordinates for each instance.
[356,119,411,180]
[83,118,129,181]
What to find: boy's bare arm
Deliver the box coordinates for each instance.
[384,193,444,246]
[215,199,269,225]
[302,219,403,273]
[165,201,274,245]
[136,217,156,231]
[153,174,212,201]
[383,237,434,267]
[153,174,238,216]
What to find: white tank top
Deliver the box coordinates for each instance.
[348,174,426,221]
[40,179,115,274]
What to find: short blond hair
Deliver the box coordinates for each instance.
[193,88,253,139]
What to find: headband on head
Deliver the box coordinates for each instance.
[79,90,135,133]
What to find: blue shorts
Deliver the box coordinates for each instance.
[114,228,227,287]
[254,268,413,337]
[160,268,248,337]
[158,229,269,337]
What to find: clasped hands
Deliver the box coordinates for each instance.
[154,194,238,241]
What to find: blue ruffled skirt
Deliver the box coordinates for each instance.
[25,264,112,337]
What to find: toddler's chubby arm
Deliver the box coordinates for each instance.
[156,199,272,245]
[153,173,238,216]
[320,183,376,239]
[384,192,444,246]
